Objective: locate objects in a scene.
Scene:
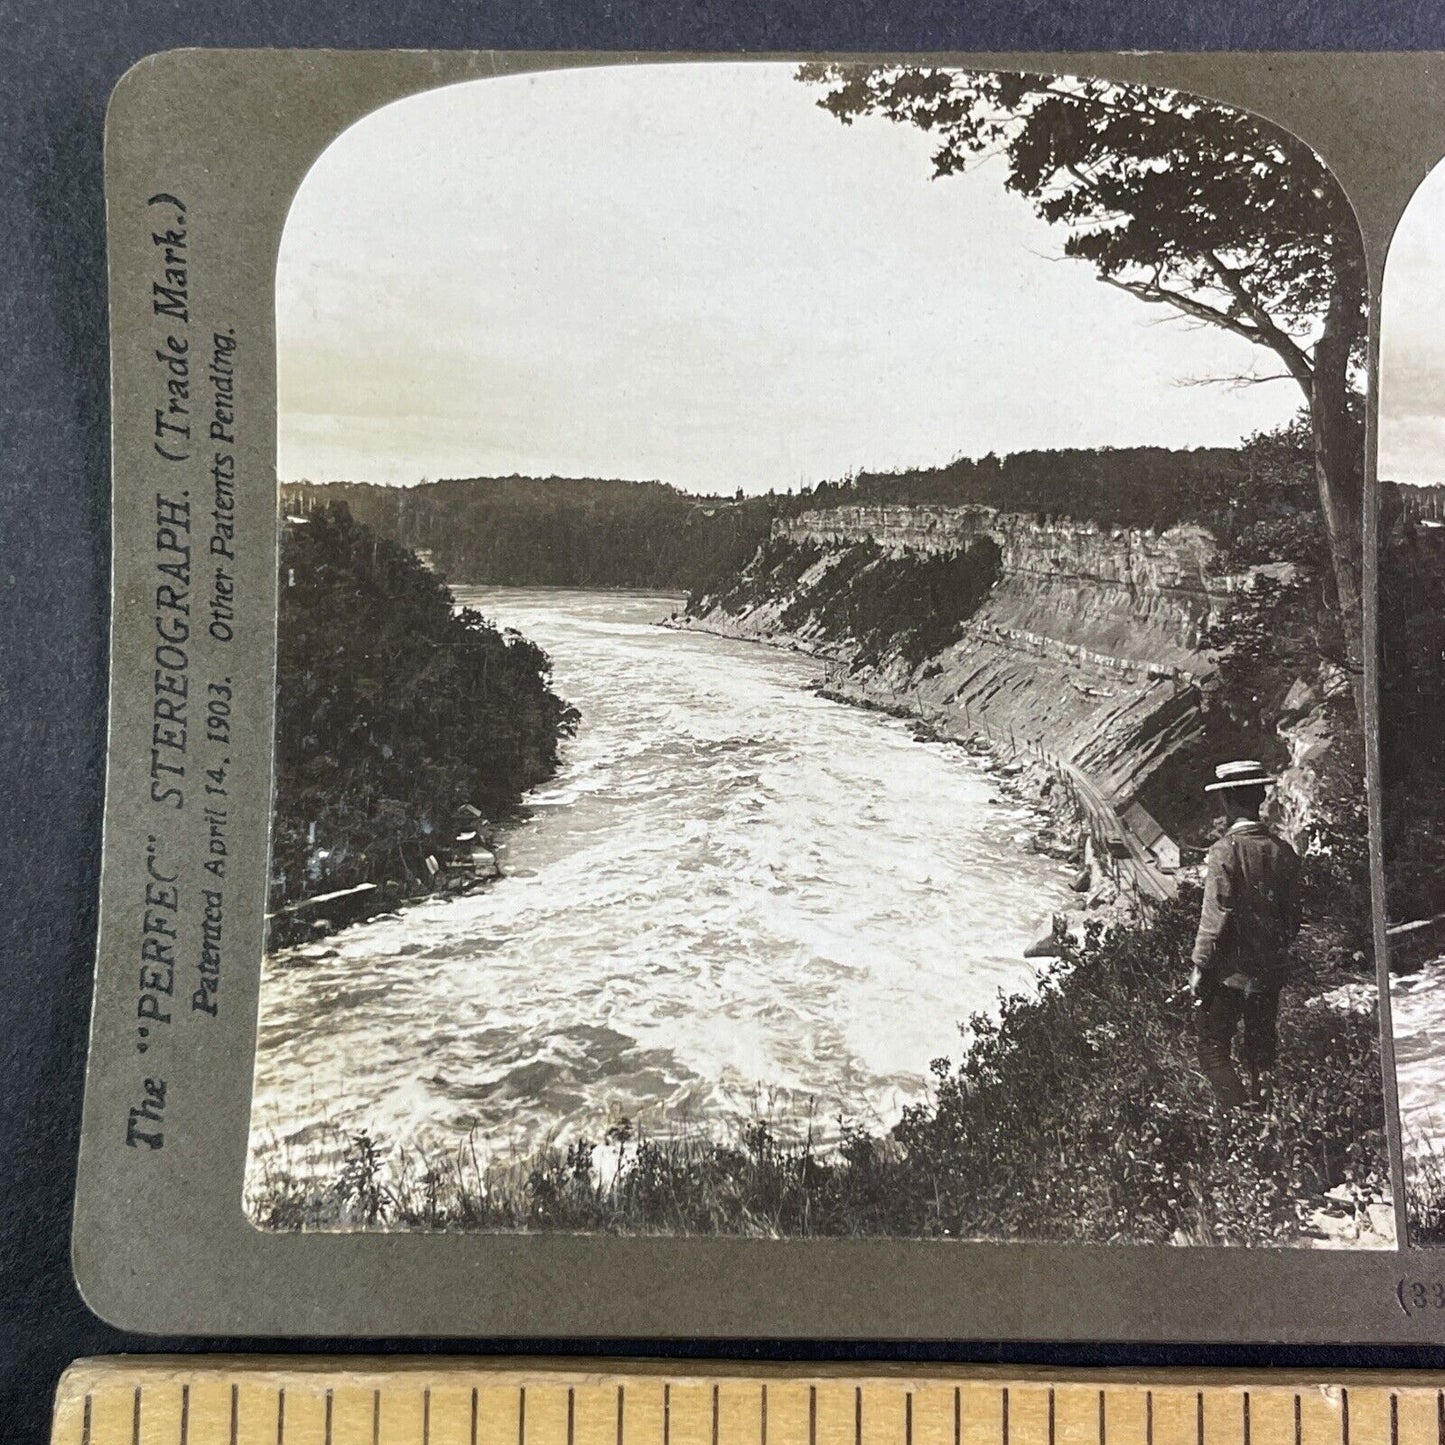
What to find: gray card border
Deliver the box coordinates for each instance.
[74,47,1445,1341]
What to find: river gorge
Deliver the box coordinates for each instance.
[246,587,1075,1182]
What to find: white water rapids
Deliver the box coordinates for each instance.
[1392,960,1445,1169]
[247,589,1074,1173]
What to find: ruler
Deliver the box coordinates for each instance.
[49,1361,1445,1445]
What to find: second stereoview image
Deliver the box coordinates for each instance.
[1379,151,1445,1248]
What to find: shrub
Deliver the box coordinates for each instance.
[1407,1144,1445,1246]
[884,891,1386,1244]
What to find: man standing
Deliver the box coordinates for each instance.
[1190,760,1303,1108]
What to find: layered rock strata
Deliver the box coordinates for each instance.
[682,505,1353,855]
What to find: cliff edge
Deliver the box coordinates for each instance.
[680,503,1357,864]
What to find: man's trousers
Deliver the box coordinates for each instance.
[1195,982,1281,1108]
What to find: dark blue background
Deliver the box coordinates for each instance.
[5,2,1445,1441]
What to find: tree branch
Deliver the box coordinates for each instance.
[1097,273,1267,349]
[1021,77,1179,124]
[1056,170,1314,389]
[1175,371,1296,390]
[1061,163,1131,224]
[1202,249,1314,387]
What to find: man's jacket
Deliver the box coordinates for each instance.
[1191,819,1303,990]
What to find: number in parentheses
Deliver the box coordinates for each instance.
[1395,1279,1445,1314]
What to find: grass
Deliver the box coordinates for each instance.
[1406,1140,1445,1246]
[247,887,1389,1245]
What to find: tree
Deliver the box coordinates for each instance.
[270,505,579,908]
[797,66,1368,713]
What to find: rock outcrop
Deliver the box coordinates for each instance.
[681,504,1357,857]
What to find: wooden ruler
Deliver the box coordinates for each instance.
[49,1361,1445,1445]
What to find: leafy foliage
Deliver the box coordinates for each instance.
[1212,416,1328,572]
[797,67,1365,376]
[701,534,825,614]
[270,505,578,908]
[1170,419,1363,935]
[1406,1144,1445,1247]
[887,890,1384,1243]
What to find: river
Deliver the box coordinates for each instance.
[247,588,1073,1177]
[1392,960,1445,1169]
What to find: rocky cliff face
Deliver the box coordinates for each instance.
[775,505,1225,679]
[780,504,1218,588]
[683,505,1357,854]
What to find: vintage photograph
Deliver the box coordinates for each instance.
[1379,158,1445,1246]
[244,61,1388,1246]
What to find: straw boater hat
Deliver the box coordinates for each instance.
[1204,759,1277,793]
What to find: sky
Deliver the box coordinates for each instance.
[1381,161,1445,487]
[278,62,1305,495]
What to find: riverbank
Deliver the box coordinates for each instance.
[271,508,579,937]
[667,611,1136,933]
[251,925,1390,1247]
[247,872,1392,1244]
[249,734,1391,1246]
[251,587,1081,1201]
[266,823,510,953]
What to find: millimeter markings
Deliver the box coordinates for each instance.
[51,1362,1445,1445]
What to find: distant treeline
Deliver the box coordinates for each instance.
[282,440,1301,597]
[282,476,770,597]
[271,505,578,911]
[812,444,1267,528]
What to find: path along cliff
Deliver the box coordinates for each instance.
[676,502,1360,892]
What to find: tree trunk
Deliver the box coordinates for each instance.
[1306,279,1366,724]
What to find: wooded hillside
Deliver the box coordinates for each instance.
[270,505,578,910]
[282,443,1283,595]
